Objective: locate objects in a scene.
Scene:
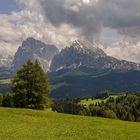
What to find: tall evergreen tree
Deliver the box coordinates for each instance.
[12,60,51,109]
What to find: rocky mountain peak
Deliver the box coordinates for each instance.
[12,37,59,72]
[71,40,106,56]
[72,40,84,49]
[50,40,140,71]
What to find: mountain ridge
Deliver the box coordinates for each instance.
[1,38,140,73]
[50,40,140,72]
[12,37,59,72]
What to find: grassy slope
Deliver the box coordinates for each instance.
[80,98,104,106]
[0,108,140,140]
[80,95,122,106]
[49,68,140,98]
[0,78,11,84]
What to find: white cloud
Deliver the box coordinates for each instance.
[1,0,140,64]
[103,41,140,63]
[0,0,82,58]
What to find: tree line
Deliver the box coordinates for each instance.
[52,93,140,122]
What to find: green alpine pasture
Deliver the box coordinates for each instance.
[0,107,140,140]
[0,78,11,84]
[80,95,123,106]
[80,98,104,106]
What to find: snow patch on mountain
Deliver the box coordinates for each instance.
[50,40,140,71]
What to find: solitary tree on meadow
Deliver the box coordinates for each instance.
[12,60,51,109]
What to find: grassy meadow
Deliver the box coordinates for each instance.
[0,107,140,140]
[80,95,123,106]
[0,78,11,84]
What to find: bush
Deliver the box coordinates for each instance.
[2,94,14,107]
[52,100,87,115]
[79,108,91,116]
[89,105,103,116]
[102,110,117,119]
[136,117,140,122]
[125,113,135,122]
[44,97,53,108]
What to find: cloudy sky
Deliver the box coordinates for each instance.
[1,0,140,62]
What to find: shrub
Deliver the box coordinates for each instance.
[102,110,117,119]
[125,113,135,122]
[2,94,14,107]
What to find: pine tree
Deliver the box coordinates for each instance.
[12,60,51,109]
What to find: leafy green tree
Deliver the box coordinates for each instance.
[95,91,110,99]
[2,94,14,107]
[12,60,51,109]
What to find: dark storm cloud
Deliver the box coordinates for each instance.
[39,0,102,42]
[98,0,140,37]
[38,0,140,41]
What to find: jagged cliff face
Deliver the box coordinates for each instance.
[12,37,59,72]
[50,40,140,71]
[11,39,140,72]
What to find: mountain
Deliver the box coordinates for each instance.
[49,67,140,98]
[12,37,59,72]
[50,40,140,71]
[2,39,140,98]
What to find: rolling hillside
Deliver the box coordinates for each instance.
[49,67,140,98]
[80,95,122,106]
[0,108,140,140]
[1,67,140,98]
